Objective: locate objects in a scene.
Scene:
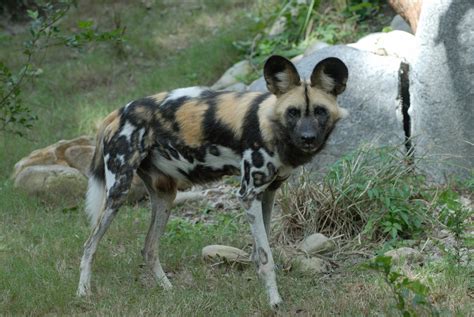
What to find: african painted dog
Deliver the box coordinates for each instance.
[77,55,348,308]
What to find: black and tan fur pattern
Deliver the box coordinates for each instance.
[77,55,348,308]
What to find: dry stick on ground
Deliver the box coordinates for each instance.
[388,0,423,33]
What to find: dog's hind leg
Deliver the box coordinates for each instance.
[78,130,149,297]
[137,161,177,289]
[77,163,136,296]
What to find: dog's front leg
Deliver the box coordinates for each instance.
[242,193,282,308]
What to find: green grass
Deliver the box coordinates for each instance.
[1,1,472,316]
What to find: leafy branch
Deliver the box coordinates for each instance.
[364,255,439,316]
[0,0,125,137]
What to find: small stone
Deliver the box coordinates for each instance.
[296,256,330,273]
[299,233,335,254]
[211,60,252,90]
[202,245,250,264]
[384,247,423,264]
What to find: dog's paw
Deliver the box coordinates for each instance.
[76,285,91,297]
[270,294,283,310]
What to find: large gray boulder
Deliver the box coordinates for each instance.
[249,45,405,172]
[211,60,252,90]
[410,0,474,182]
[348,31,416,61]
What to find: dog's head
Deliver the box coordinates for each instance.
[264,55,348,153]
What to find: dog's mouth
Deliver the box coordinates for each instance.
[300,143,319,153]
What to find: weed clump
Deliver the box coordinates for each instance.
[276,144,432,244]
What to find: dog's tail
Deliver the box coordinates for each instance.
[85,110,119,227]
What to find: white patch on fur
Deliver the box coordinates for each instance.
[275,72,300,92]
[152,145,240,181]
[203,146,240,169]
[138,127,146,141]
[260,148,280,167]
[241,148,283,191]
[163,87,206,104]
[123,101,133,110]
[118,121,136,143]
[243,149,281,171]
[276,72,289,85]
[338,107,349,119]
[85,175,106,227]
[117,154,125,165]
[104,154,116,192]
[319,73,335,92]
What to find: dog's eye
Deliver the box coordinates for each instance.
[287,108,300,118]
[314,106,328,117]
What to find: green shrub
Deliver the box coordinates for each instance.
[364,255,439,316]
[276,144,432,244]
[234,0,389,74]
[436,187,473,265]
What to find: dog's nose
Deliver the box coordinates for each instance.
[301,133,316,144]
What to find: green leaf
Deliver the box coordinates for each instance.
[27,10,39,20]
[78,20,94,30]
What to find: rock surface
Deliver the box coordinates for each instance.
[249,45,405,172]
[296,256,330,273]
[13,136,94,178]
[14,165,87,205]
[224,82,247,92]
[304,40,330,56]
[409,0,474,182]
[202,245,250,264]
[384,247,423,264]
[64,145,94,176]
[390,14,413,34]
[299,233,335,254]
[348,31,416,60]
[211,60,252,90]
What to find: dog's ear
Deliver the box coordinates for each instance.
[264,55,301,96]
[310,57,348,96]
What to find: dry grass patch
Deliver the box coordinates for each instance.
[275,144,431,246]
